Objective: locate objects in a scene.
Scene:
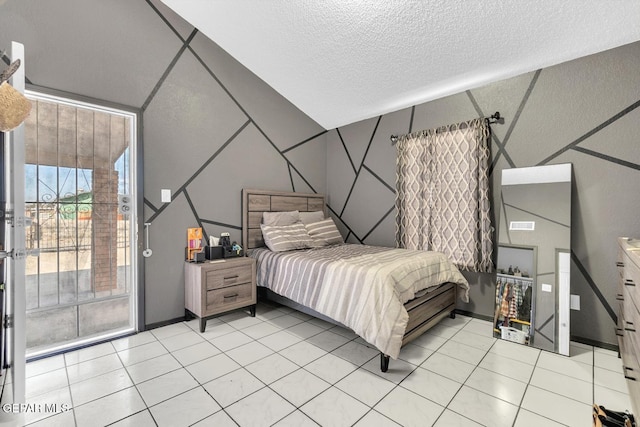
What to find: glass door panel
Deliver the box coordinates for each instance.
[24,91,138,357]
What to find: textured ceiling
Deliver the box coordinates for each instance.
[160,0,640,130]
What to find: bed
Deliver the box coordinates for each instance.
[241,188,469,372]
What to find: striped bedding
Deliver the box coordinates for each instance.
[250,244,469,359]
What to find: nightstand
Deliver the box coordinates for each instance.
[184,257,257,333]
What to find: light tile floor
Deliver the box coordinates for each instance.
[3,302,634,427]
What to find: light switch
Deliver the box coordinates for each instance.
[541,283,552,293]
[161,189,171,203]
[570,294,581,310]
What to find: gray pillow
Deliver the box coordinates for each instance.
[305,218,344,246]
[260,223,314,252]
[299,210,325,225]
[262,210,300,226]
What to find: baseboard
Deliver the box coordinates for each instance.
[145,316,188,331]
[146,309,621,354]
[455,309,493,323]
[455,310,619,353]
[570,335,619,353]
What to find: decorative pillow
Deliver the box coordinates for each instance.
[299,210,325,225]
[260,223,314,252]
[305,218,344,246]
[262,210,300,226]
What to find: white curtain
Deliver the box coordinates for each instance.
[394,118,493,272]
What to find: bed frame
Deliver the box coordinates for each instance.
[241,188,457,372]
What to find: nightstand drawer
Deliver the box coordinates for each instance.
[206,265,253,290]
[206,283,254,309]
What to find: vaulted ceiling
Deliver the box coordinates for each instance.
[160,0,640,130]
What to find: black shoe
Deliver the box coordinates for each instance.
[597,405,636,426]
[596,414,629,427]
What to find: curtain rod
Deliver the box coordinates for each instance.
[390,112,503,145]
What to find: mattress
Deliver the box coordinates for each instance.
[250,244,469,359]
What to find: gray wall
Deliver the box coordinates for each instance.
[3,1,640,346]
[326,41,640,346]
[0,0,326,325]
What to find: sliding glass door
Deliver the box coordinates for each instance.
[23,89,140,357]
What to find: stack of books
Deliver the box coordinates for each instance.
[186,227,203,261]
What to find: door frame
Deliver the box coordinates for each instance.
[4,41,27,409]
[23,84,145,356]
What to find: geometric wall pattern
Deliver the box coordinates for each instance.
[0,0,326,325]
[2,1,640,347]
[137,5,328,325]
[326,40,640,347]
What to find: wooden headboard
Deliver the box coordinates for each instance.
[242,188,327,252]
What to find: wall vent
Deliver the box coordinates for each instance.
[510,221,535,231]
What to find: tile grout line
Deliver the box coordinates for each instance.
[166,317,258,424]
[214,317,351,425]
[180,306,352,425]
[216,308,385,426]
[509,347,541,427]
[107,340,155,427]
[351,319,474,426]
[64,343,149,426]
[143,321,234,425]
[81,331,206,425]
[32,317,364,424]
[23,308,627,427]
[435,319,494,426]
[415,318,506,425]
[435,320,577,426]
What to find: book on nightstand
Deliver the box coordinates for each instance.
[186,227,203,261]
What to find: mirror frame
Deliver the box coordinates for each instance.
[496,163,572,355]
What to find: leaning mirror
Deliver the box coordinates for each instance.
[494,163,572,355]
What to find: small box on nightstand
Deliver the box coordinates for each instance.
[205,245,224,260]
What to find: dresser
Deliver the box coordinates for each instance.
[616,237,640,416]
[185,257,257,332]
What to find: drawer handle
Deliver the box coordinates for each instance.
[624,367,638,381]
[625,279,636,287]
[616,328,624,336]
[625,320,635,331]
[617,294,624,301]
[223,293,239,300]
[617,262,625,267]
[224,275,239,283]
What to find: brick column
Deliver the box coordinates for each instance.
[92,168,118,292]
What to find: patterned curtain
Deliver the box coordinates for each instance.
[394,118,493,272]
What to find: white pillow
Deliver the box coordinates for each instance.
[299,210,325,225]
[260,223,314,252]
[305,218,344,246]
[262,210,300,226]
